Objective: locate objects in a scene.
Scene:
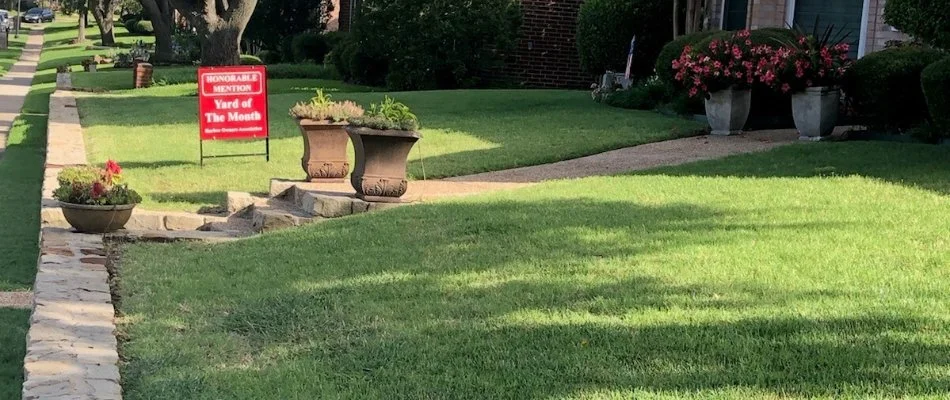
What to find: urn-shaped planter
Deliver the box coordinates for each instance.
[297,119,350,182]
[59,203,135,234]
[345,126,421,203]
[704,87,752,135]
[792,86,840,141]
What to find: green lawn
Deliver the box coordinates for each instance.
[0,31,27,77]
[78,89,701,211]
[0,17,156,397]
[116,141,950,399]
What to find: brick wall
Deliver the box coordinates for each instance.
[495,0,592,89]
[748,0,787,29]
[865,0,908,53]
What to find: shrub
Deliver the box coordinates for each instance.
[133,20,153,34]
[921,57,950,139]
[267,63,341,80]
[602,77,673,110]
[123,18,140,34]
[329,34,389,86]
[258,50,280,64]
[655,31,719,84]
[291,32,330,63]
[321,31,347,54]
[576,0,672,80]
[240,55,263,65]
[280,36,295,63]
[884,0,950,49]
[841,46,946,130]
[349,0,521,90]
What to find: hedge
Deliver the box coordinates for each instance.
[921,57,950,138]
[576,0,672,80]
[291,32,329,63]
[842,47,946,130]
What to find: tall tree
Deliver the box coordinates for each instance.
[138,0,175,62]
[90,0,119,46]
[169,0,259,65]
[60,0,90,42]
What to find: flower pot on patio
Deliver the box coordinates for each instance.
[289,90,365,182]
[60,203,135,234]
[704,87,751,136]
[298,119,350,182]
[792,86,840,141]
[346,126,421,203]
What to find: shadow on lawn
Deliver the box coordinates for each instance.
[121,199,930,399]
[638,142,950,196]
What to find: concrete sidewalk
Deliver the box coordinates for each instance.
[0,28,43,155]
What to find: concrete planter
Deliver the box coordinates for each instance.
[704,87,751,136]
[297,119,350,182]
[55,73,71,90]
[792,86,840,141]
[345,126,421,203]
[59,203,135,233]
[83,63,97,73]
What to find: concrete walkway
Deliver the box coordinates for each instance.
[0,28,43,154]
[448,129,801,183]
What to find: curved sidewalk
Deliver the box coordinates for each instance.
[0,28,43,155]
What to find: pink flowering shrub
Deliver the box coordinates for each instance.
[756,36,853,93]
[671,30,762,97]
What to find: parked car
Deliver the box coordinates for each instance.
[22,8,54,24]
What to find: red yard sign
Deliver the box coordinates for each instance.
[197,66,270,164]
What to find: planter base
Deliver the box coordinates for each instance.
[711,129,742,136]
[357,194,407,204]
[308,177,347,184]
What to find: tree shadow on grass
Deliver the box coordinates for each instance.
[120,199,887,399]
[638,142,950,196]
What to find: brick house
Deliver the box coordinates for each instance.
[333,0,592,89]
[331,0,908,89]
[712,0,907,58]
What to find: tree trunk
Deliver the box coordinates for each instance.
[169,0,258,66]
[91,0,118,46]
[139,0,175,62]
[200,23,242,65]
[78,4,88,42]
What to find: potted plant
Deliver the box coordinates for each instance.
[673,30,761,135]
[758,31,852,141]
[81,58,97,72]
[53,161,142,233]
[345,97,421,203]
[289,89,364,182]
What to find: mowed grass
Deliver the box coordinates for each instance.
[117,141,950,399]
[79,90,701,211]
[0,31,27,77]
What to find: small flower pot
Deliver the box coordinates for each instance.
[59,202,135,234]
[297,119,350,182]
[345,126,422,203]
[792,86,840,141]
[704,87,752,136]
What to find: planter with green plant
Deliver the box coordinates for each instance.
[53,161,142,234]
[290,90,365,182]
[345,97,421,202]
[81,58,98,72]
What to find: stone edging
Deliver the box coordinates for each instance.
[22,87,122,399]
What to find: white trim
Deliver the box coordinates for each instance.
[858,0,871,58]
[719,0,728,29]
[784,0,796,28]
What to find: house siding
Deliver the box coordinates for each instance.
[710,0,907,55]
